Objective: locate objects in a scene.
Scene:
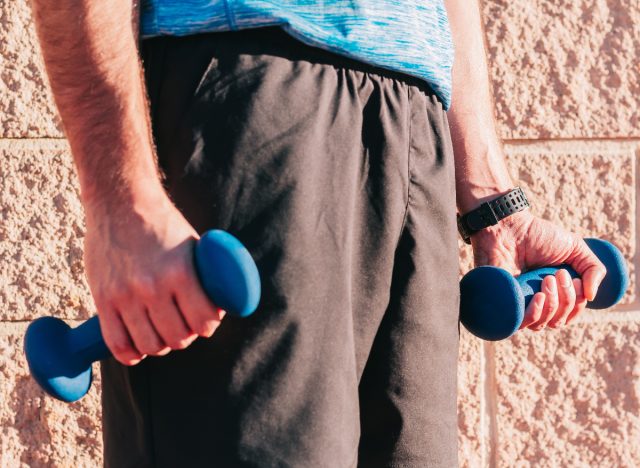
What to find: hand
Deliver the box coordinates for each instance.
[470,211,607,332]
[83,190,223,365]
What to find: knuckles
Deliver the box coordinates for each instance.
[108,339,139,362]
[108,284,134,304]
[193,319,219,338]
[130,276,159,300]
[95,258,208,359]
[165,335,196,350]
[136,340,166,356]
[542,296,558,311]
[558,290,575,306]
[105,261,192,303]
[164,262,191,285]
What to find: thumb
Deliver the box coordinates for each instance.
[566,238,607,302]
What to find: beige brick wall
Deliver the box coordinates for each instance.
[1,0,638,466]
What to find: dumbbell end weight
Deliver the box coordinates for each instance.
[24,316,108,402]
[459,267,525,341]
[572,238,626,310]
[194,230,261,318]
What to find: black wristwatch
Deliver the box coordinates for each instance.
[457,187,530,244]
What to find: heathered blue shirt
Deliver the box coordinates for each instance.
[140,1,454,108]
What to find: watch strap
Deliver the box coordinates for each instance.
[457,187,530,244]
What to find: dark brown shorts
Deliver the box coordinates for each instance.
[101,26,460,468]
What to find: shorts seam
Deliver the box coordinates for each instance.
[397,84,412,242]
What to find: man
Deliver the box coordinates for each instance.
[30,0,605,466]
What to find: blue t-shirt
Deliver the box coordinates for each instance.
[141,1,454,108]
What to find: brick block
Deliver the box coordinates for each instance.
[494,318,640,466]
[0,323,102,467]
[483,0,640,140]
[0,140,93,321]
[0,0,62,137]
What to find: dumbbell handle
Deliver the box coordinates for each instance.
[67,316,111,364]
[517,266,582,310]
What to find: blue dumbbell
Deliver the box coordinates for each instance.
[24,230,261,402]
[460,238,628,341]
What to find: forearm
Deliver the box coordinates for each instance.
[30,0,162,209]
[444,0,514,213]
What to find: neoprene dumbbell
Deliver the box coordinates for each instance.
[460,238,628,341]
[24,230,261,403]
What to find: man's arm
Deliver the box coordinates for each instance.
[30,0,222,364]
[444,0,606,329]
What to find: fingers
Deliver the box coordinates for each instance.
[521,292,545,329]
[565,278,588,325]
[521,272,588,334]
[568,238,607,301]
[581,265,606,302]
[528,275,559,331]
[547,269,576,328]
[119,303,171,358]
[173,263,223,338]
[97,258,222,365]
[97,304,144,366]
[146,295,198,351]
[87,223,230,366]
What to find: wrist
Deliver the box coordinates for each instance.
[454,150,514,213]
[471,210,534,245]
[457,187,531,244]
[82,176,170,223]
[79,147,165,206]
[457,186,512,214]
